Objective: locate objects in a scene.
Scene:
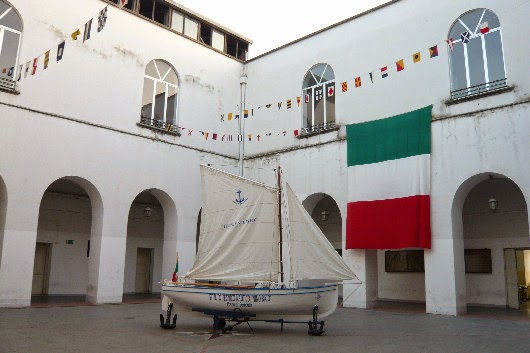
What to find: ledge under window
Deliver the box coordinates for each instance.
[447,78,511,105]
[298,122,339,138]
[138,117,180,136]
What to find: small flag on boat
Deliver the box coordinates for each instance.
[171,253,178,282]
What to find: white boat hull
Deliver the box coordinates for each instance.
[161,283,339,321]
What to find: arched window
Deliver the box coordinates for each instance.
[302,63,335,133]
[0,0,22,90]
[448,9,506,100]
[140,59,179,132]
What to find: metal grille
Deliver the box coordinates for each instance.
[300,121,336,136]
[450,78,507,101]
[139,116,178,134]
[0,77,16,91]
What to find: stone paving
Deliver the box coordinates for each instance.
[1,302,530,353]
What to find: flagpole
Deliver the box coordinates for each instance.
[239,73,248,177]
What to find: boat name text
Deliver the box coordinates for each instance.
[223,218,257,229]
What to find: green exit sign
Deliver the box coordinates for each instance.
[66,240,75,245]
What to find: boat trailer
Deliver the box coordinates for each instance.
[160,303,325,336]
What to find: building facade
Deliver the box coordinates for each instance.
[1,0,529,315]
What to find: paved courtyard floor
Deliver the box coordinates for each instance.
[1,301,530,353]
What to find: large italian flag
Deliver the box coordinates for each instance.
[346,106,432,249]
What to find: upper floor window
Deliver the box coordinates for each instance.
[0,0,22,91]
[302,63,335,134]
[448,9,506,100]
[140,59,179,133]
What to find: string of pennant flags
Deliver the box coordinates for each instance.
[0,3,501,143]
[1,6,109,81]
[216,19,498,130]
[184,24,494,142]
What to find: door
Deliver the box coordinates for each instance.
[504,249,519,309]
[32,242,51,295]
[135,248,153,293]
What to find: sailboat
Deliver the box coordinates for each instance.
[160,164,358,334]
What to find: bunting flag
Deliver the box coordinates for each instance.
[480,22,489,34]
[71,29,81,40]
[369,72,373,83]
[171,253,178,282]
[228,113,233,120]
[266,104,271,108]
[276,101,282,109]
[220,114,225,122]
[296,96,301,107]
[187,129,193,135]
[57,41,65,61]
[445,38,454,51]
[413,52,421,63]
[342,81,348,92]
[287,100,292,108]
[83,19,92,42]
[345,105,432,249]
[24,61,30,78]
[355,77,361,87]
[97,7,108,32]
[381,66,388,78]
[44,50,50,69]
[244,109,249,118]
[396,59,405,72]
[327,84,334,97]
[118,0,129,8]
[7,67,14,77]
[31,58,38,75]
[294,129,299,137]
[461,31,470,44]
[235,114,239,119]
[212,133,218,140]
[429,45,438,57]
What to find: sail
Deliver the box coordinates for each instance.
[286,184,358,281]
[186,165,280,282]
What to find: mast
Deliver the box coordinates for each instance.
[277,165,284,284]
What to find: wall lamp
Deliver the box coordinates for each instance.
[143,207,153,217]
[488,198,498,211]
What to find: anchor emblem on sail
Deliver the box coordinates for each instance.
[233,190,248,205]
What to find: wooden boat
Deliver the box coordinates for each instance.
[160,165,358,334]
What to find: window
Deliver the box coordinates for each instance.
[464,249,492,273]
[0,0,22,91]
[211,29,225,52]
[385,250,425,273]
[448,9,506,100]
[140,59,179,133]
[302,63,335,134]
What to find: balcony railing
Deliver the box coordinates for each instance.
[450,78,507,101]
[139,116,179,134]
[300,121,337,136]
[0,77,16,92]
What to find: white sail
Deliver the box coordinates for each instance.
[286,183,358,281]
[185,165,280,282]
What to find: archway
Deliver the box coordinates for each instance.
[302,193,343,298]
[458,174,529,310]
[124,189,177,299]
[32,177,102,304]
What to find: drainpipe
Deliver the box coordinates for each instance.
[239,73,248,177]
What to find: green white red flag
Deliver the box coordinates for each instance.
[346,106,432,249]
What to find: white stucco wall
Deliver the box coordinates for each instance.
[1,0,530,313]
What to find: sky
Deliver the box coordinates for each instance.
[173,0,389,58]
